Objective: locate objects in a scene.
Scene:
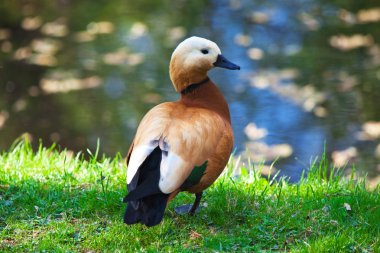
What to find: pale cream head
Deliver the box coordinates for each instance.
[169,36,222,92]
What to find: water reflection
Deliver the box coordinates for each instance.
[0,0,379,184]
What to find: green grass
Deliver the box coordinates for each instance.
[0,139,379,252]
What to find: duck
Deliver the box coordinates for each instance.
[123,36,240,227]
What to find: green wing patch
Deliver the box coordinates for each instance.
[180,160,208,190]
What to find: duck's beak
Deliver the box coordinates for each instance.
[214,54,240,70]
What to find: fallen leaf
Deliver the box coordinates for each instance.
[3,238,16,245]
[33,230,40,238]
[189,230,202,240]
[344,203,352,212]
[330,220,338,226]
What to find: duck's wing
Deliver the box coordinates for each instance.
[126,101,231,195]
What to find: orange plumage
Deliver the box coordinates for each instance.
[123,37,240,226]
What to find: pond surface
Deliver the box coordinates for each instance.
[1,0,379,183]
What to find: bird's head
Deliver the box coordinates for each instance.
[169,36,240,92]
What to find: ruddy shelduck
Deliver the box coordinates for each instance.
[123,36,240,226]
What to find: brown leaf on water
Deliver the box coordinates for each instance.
[87,21,114,35]
[41,18,68,37]
[250,11,269,24]
[247,48,264,60]
[344,203,352,212]
[234,33,252,47]
[189,230,202,240]
[21,16,42,30]
[357,8,380,24]
[332,147,357,167]
[40,76,102,94]
[244,123,268,140]
[330,34,373,51]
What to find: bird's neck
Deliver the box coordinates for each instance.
[178,78,231,124]
[169,56,209,92]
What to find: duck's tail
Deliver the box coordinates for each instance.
[123,146,169,227]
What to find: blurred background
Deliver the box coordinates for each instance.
[0,0,379,184]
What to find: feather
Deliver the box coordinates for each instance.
[181,160,208,190]
[123,147,169,226]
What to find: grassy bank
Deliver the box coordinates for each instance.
[0,140,379,252]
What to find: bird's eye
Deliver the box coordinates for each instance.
[201,49,209,54]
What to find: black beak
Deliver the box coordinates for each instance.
[213,54,240,70]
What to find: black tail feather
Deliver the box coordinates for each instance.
[124,146,169,226]
[124,193,169,227]
[124,175,161,202]
[124,200,141,224]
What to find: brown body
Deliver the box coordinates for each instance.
[127,79,233,201]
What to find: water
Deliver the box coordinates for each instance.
[0,0,379,183]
